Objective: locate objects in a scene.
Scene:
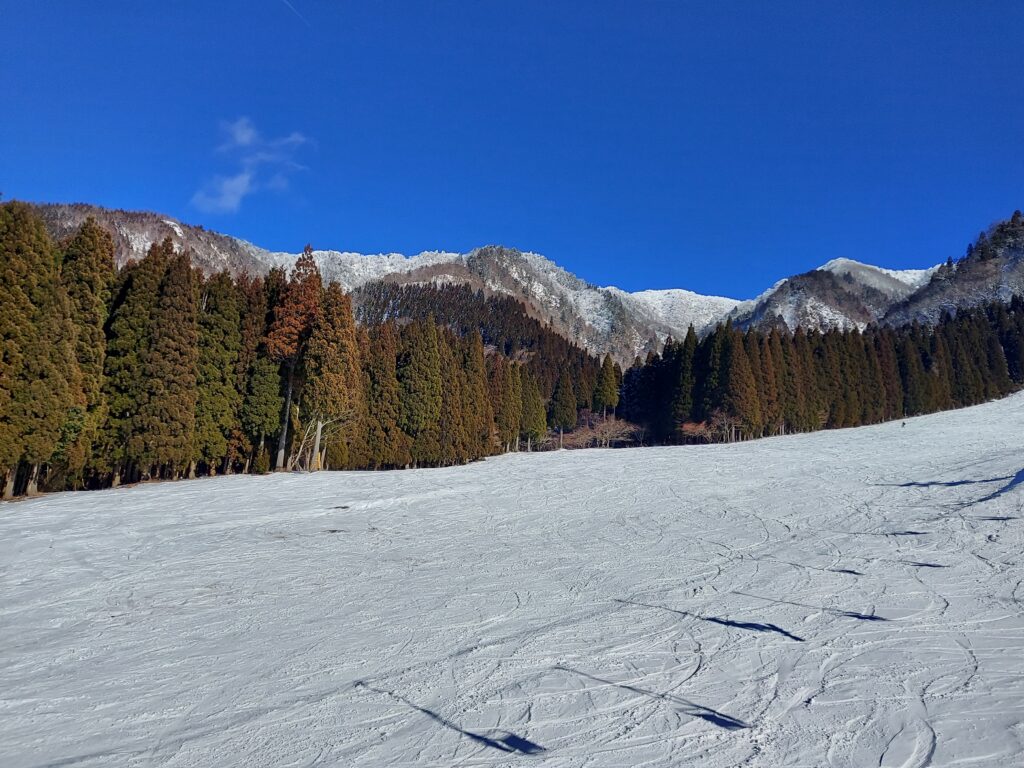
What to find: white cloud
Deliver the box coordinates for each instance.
[192,118,310,214]
[191,171,255,214]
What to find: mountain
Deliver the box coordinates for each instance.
[883,213,1024,326]
[32,203,739,363]
[29,202,1024,362]
[727,258,939,332]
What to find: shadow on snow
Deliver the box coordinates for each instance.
[615,598,806,641]
[554,666,748,730]
[354,682,547,755]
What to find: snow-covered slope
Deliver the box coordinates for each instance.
[729,258,941,332]
[4,393,1024,767]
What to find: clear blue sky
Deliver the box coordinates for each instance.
[2,2,1022,297]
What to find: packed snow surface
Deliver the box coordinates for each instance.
[4,396,1024,767]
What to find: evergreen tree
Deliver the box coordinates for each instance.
[548,370,577,447]
[363,322,411,468]
[397,319,443,465]
[519,369,547,451]
[57,217,114,487]
[0,202,78,496]
[100,241,169,484]
[130,250,198,478]
[303,283,364,470]
[266,246,322,469]
[593,353,620,417]
[193,272,243,473]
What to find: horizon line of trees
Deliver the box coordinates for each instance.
[621,301,1024,444]
[1,202,619,499]
[4,199,1024,499]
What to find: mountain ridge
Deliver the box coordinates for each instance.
[29,201,1024,363]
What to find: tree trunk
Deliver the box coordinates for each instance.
[188,461,196,479]
[559,427,563,449]
[311,419,324,471]
[276,363,294,470]
[26,464,40,496]
[2,467,14,500]
[526,436,532,452]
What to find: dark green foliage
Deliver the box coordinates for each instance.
[194,272,243,471]
[622,301,1024,443]
[397,319,443,465]
[362,323,412,468]
[130,250,199,477]
[548,371,577,432]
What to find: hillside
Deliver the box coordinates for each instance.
[3,392,1022,766]
[30,202,1024,362]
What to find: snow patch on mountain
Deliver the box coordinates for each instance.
[613,288,740,336]
[819,257,939,293]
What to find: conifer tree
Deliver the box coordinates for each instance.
[57,217,114,487]
[100,241,169,484]
[397,319,443,465]
[460,331,493,458]
[266,246,322,469]
[363,322,411,468]
[519,369,547,451]
[303,283,364,470]
[193,272,243,473]
[721,329,760,439]
[0,203,78,496]
[131,250,198,478]
[548,370,577,447]
[593,353,620,418]
[437,330,470,465]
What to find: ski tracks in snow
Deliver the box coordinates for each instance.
[2,394,1024,766]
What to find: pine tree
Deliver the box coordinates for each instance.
[548,370,577,447]
[720,329,760,440]
[193,272,243,473]
[397,319,443,465]
[266,246,322,469]
[303,283,364,470]
[593,353,620,418]
[0,202,78,496]
[100,241,169,484]
[519,369,547,451]
[130,249,198,478]
[460,331,493,458]
[56,217,114,487]
[437,330,470,465]
[363,322,412,468]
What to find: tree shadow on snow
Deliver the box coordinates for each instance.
[881,468,1024,508]
[353,682,546,755]
[554,666,748,730]
[732,591,888,622]
[614,599,805,641]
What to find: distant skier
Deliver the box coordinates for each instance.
[901,421,906,428]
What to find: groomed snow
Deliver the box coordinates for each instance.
[3,395,1024,767]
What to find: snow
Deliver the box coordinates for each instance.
[819,257,940,293]
[262,249,464,291]
[161,219,185,240]
[611,287,741,336]
[7,400,1023,766]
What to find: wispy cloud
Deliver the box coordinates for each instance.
[192,118,311,214]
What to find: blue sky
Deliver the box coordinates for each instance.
[2,2,1023,297]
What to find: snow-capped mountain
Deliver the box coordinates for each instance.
[30,202,1024,362]
[727,258,941,332]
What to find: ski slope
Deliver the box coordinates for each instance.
[3,395,1024,767]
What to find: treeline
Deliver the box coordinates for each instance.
[0,202,612,498]
[621,301,1024,443]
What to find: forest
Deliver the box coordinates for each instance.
[2,199,1023,499]
[0,202,614,498]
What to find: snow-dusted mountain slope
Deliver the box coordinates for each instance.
[729,258,941,332]
[32,202,1024,359]
[3,393,1024,767]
